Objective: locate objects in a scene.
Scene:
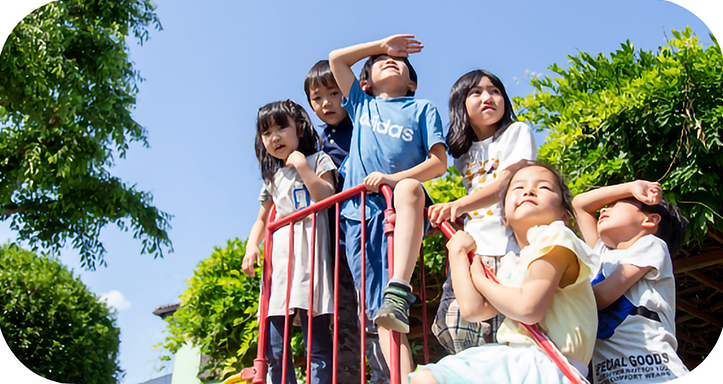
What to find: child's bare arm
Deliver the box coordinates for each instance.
[572,180,662,247]
[243,200,273,277]
[364,142,446,193]
[471,245,578,325]
[593,263,652,310]
[285,151,335,201]
[446,231,500,321]
[329,34,423,97]
[427,159,527,225]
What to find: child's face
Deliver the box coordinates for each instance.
[503,166,565,228]
[308,82,347,126]
[261,119,299,162]
[597,200,656,246]
[465,76,505,138]
[364,55,416,97]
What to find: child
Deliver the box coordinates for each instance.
[242,100,336,384]
[572,181,689,384]
[411,161,597,384]
[304,60,390,384]
[427,69,536,354]
[329,34,447,378]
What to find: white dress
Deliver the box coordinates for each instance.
[259,152,336,317]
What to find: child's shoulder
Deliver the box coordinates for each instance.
[524,221,594,271]
[498,121,534,139]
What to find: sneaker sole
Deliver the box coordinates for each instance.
[374,311,410,333]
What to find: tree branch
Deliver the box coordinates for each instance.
[1,206,27,216]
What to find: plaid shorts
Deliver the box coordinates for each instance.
[432,255,504,355]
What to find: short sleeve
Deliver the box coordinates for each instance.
[422,103,446,154]
[259,179,272,202]
[314,151,337,178]
[523,221,595,284]
[342,78,368,121]
[497,122,537,170]
[626,235,668,280]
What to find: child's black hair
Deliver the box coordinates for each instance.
[254,100,321,181]
[621,197,688,257]
[447,70,516,159]
[359,54,418,97]
[304,60,338,104]
[499,160,575,225]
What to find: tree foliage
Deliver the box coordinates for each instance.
[160,239,263,382]
[0,0,170,269]
[421,167,467,281]
[0,243,122,383]
[515,28,722,243]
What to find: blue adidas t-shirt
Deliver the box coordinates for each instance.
[340,78,445,221]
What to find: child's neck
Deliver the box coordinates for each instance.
[512,223,535,248]
[472,123,498,142]
[376,90,408,99]
[602,228,655,251]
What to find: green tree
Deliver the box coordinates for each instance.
[0,0,169,269]
[515,28,722,243]
[160,238,263,381]
[0,243,122,383]
[421,167,467,280]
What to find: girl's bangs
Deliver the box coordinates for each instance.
[258,105,291,133]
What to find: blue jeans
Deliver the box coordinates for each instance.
[341,211,389,320]
[267,310,332,384]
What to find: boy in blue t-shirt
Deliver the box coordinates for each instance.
[330,34,447,378]
[305,60,390,384]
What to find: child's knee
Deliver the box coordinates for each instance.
[410,369,438,384]
[394,179,424,204]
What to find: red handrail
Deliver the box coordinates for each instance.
[436,221,585,384]
[250,184,400,384]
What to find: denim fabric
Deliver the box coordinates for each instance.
[267,311,332,384]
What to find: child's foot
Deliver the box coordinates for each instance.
[374,282,415,333]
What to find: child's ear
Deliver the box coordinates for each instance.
[642,213,661,229]
[360,80,372,94]
[408,81,417,94]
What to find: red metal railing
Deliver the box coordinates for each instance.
[243,183,583,384]
[249,184,406,384]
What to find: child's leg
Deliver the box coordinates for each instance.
[390,179,426,282]
[432,276,489,354]
[267,315,297,384]
[299,310,333,384]
[375,179,424,333]
[377,326,414,382]
[334,252,364,384]
[365,320,391,384]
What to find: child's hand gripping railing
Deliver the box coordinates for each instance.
[436,220,586,384]
[247,183,405,384]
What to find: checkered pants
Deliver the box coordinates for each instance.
[432,255,504,355]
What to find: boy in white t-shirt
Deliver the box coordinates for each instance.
[572,180,689,384]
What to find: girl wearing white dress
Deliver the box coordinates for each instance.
[243,100,336,384]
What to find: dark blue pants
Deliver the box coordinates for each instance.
[267,310,332,384]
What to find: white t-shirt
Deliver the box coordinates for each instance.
[453,121,536,256]
[591,235,689,384]
[259,152,336,317]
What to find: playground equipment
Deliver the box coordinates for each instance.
[240,183,584,384]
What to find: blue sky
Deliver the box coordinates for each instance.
[0,1,721,383]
